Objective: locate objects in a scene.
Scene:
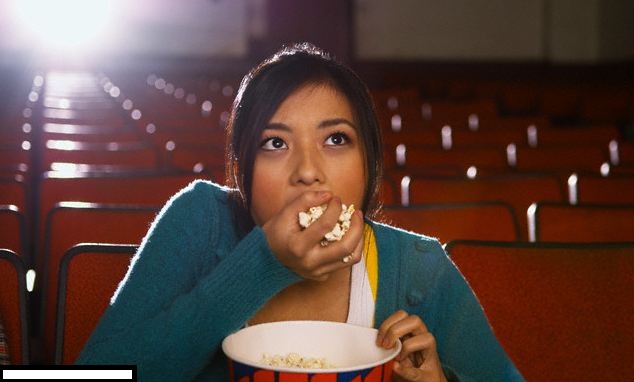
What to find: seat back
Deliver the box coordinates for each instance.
[382,202,520,243]
[573,175,634,204]
[0,176,27,214]
[55,244,137,364]
[42,140,159,171]
[513,145,608,173]
[0,205,25,256]
[534,125,619,147]
[164,144,225,182]
[397,146,508,170]
[530,202,634,242]
[403,174,564,239]
[379,178,399,207]
[445,241,634,381]
[614,141,634,166]
[420,99,499,129]
[37,171,200,260]
[39,204,158,363]
[0,249,29,364]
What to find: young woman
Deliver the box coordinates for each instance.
[77,43,523,382]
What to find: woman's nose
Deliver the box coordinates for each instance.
[291,146,325,185]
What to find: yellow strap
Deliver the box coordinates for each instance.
[363,224,378,302]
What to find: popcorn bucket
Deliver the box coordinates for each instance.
[222,321,401,382]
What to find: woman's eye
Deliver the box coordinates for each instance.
[260,137,287,150]
[325,132,349,146]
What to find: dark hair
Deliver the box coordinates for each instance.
[225,42,383,236]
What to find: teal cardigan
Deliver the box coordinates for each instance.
[76,180,523,381]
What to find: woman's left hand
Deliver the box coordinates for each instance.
[377,310,448,382]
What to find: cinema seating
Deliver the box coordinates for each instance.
[445,241,634,382]
[529,202,634,242]
[54,244,137,364]
[382,202,520,243]
[0,249,29,364]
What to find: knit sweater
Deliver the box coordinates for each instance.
[76,180,524,381]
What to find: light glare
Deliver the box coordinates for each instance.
[13,0,115,52]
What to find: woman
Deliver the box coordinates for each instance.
[77,43,523,381]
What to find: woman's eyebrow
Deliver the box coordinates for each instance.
[265,118,357,131]
[318,118,357,130]
[264,123,292,132]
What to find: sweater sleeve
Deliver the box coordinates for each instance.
[405,239,524,382]
[75,181,300,381]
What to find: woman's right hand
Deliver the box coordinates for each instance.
[261,191,364,281]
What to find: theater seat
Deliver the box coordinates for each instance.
[402,174,564,240]
[0,249,29,364]
[38,203,159,363]
[445,240,634,382]
[55,244,137,364]
[0,205,25,256]
[382,202,520,243]
[528,202,634,242]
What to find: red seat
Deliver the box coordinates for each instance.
[41,123,144,143]
[391,145,508,170]
[382,202,519,243]
[42,108,126,127]
[0,145,31,168]
[529,202,634,242]
[447,128,529,148]
[420,99,499,130]
[144,127,226,147]
[534,125,620,147]
[403,174,564,240]
[382,130,441,148]
[38,203,159,363]
[37,172,201,263]
[0,205,25,256]
[0,249,29,364]
[0,175,28,217]
[579,90,631,125]
[55,244,136,364]
[511,145,609,174]
[571,174,634,204]
[164,144,225,182]
[611,140,634,167]
[539,86,581,122]
[42,140,159,171]
[445,241,634,382]
[379,178,399,207]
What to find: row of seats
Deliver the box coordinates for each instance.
[3,170,633,263]
[5,239,632,381]
[382,200,634,244]
[0,70,230,364]
[370,78,634,125]
[1,69,633,376]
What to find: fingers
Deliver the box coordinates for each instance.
[286,191,334,234]
[299,209,365,279]
[378,312,447,382]
[377,310,428,348]
[300,195,345,244]
[269,191,365,281]
[393,360,424,381]
[398,332,436,364]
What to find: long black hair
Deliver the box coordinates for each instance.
[225,42,383,236]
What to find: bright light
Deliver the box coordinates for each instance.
[12,0,115,53]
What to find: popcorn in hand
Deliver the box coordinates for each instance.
[298,203,355,246]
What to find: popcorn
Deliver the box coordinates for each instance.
[261,352,335,369]
[298,203,355,246]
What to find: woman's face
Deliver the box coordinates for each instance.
[250,83,367,226]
